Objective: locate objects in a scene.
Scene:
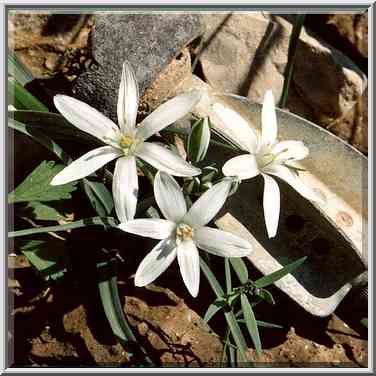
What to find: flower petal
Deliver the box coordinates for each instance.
[50,146,121,185]
[138,90,201,140]
[261,90,278,146]
[154,172,187,222]
[184,179,232,228]
[136,142,201,177]
[195,227,252,257]
[272,141,309,162]
[118,218,175,239]
[211,102,258,153]
[135,237,177,287]
[177,240,200,297]
[222,154,260,180]
[117,61,139,135]
[266,165,325,204]
[113,156,138,222]
[262,174,280,238]
[54,95,119,142]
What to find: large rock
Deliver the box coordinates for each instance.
[199,12,366,127]
[73,13,204,123]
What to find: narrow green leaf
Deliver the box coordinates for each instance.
[256,288,275,305]
[241,293,262,356]
[254,256,307,288]
[97,258,154,366]
[8,117,71,164]
[203,299,226,323]
[187,117,210,163]
[8,52,34,86]
[238,319,283,329]
[8,160,77,204]
[85,179,114,215]
[229,258,249,284]
[12,110,99,144]
[83,180,106,217]
[225,258,232,294]
[17,238,69,281]
[279,14,306,108]
[8,77,48,112]
[200,257,251,365]
[8,216,117,238]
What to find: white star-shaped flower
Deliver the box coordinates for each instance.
[51,62,201,222]
[118,172,252,297]
[212,90,325,238]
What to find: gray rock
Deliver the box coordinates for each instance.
[73,13,204,122]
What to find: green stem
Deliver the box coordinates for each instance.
[8,216,118,238]
[279,14,306,108]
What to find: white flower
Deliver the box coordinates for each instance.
[50,61,201,222]
[212,90,325,239]
[118,172,252,297]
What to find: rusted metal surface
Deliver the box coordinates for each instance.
[177,76,367,317]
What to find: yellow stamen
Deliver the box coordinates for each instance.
[176,223,195,242]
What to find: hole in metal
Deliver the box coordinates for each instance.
[285,214,305,232]
[311,237,332,256]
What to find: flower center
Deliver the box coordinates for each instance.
[118,135,141,156]
[176,223,194,243]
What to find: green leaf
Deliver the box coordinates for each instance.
[200,257,252,366]
[8,117,114,219]
[84,179,114,215]
[26,201,66,221]
[8,52,34,86]
[8,77,48,112]
[187,117,210,163]
[18,238,69,281]
[238,319,283,329]
[8,117,71,164]
[8,160,77,204]
[360,318,368,328]
[257,289,275,304]
[229,258,248,284]
[254,256,307,289]
[240,293,262,356]
[11,110,99,144]
[256,288,275,305]
[97,258,154,366]
[279,14,306,108]
[203,302,223,323]
[8,216,117,238]
[225,258,232,294]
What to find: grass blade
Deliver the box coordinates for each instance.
[200,257,251,366]
[229,258,248,284]
[8,51,34,86]
[8,77,48,112]
[11,110,99,144]
[254,256,307,288]
[279,14,306,108]
[225,258,232,294]
[8,117,71,164]
[8,216,117,238]
[97,258,154,366]
[204,302,222,323]
[238,319,283,329]
[240,293,262,356]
